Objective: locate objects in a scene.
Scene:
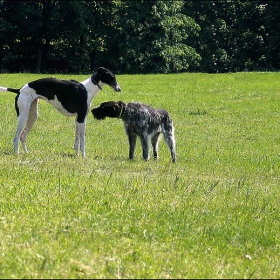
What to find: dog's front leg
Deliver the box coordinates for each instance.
[127,133,137,160]
[79,122,86,157]
[74,120,86,157]
[74,119,80,156]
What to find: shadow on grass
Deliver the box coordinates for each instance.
[59,152,78,158]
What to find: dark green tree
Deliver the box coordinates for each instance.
[0,0,103,73]
[183,0,268,72]
[1,0,280,73]
[262,1,280,69]
[112,0,201,73]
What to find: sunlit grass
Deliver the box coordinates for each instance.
[0,72,279,278]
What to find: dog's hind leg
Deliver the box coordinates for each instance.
[14,114,28,154]
[14,94,33,154]
[127,132,137,160]
[151,133,161,160]
[163,130,176,163]
[140,133,151,161]
[20,98,39,153]
[162,117,176,162]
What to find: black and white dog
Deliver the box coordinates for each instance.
[91,101,176,162]
[0,67,121,156]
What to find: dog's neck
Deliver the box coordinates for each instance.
[91,75,102,90]
[118,106,124,118]
[81,77,101,104]
[118,104,126,118]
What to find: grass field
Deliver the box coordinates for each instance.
[0,72,279,278]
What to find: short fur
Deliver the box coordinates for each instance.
[91,101,176,162]
[0,67,121,156]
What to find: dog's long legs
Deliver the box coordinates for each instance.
[140,133,150,161]
[14,95,34,154]
[79,121,86,157]
[163,130,176,163]
[14,114,29,154]
[74,119,86,157]
[151,133,160,160]
[74,119,80,156]
[20,98,39,153]
[127,133,137,160]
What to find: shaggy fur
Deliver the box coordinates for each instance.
[91,101,176,162]
[0,67,121,157]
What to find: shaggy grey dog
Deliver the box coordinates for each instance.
[91,101,176,162]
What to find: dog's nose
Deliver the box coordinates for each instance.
[115,85,121,92]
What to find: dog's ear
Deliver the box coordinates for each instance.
[97,67,107,74]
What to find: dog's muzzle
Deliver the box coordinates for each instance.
[113,83,121,92]
[91,108,106,120]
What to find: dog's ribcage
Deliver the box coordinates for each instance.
[28,78,88,122]
[123,103,173,136]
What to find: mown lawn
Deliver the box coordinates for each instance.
[0,72,279,278]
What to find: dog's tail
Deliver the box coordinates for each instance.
[0,87,20,94]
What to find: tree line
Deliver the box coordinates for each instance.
[0,0,279,74]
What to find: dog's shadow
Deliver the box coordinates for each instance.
[0,147,79,158]
[60,152,77,158]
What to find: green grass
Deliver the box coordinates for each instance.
[0,72,279,278]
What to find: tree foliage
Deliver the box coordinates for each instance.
[114,0,200,73]
[0,0,279,74]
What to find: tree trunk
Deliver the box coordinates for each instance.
[36,46,43,73]
[36,38,51,73]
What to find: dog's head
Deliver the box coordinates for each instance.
[91,101,126,120]
[91,67,121,92]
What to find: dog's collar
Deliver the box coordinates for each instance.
[118,105,124,118]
